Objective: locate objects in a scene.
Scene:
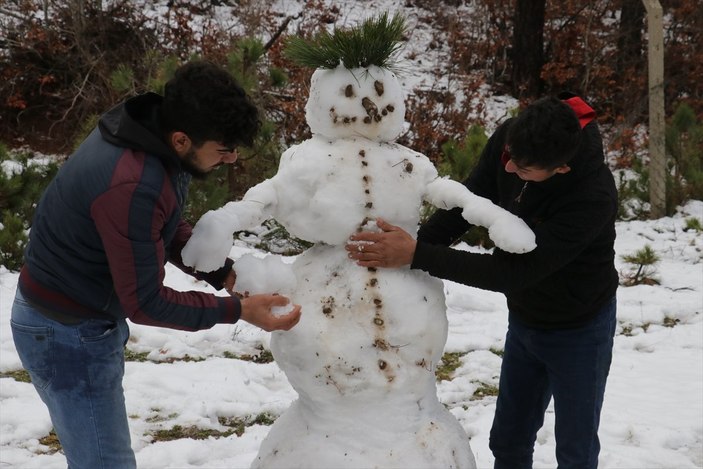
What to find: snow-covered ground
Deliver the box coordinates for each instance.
[1,200,701,468]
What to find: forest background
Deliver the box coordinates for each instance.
[0,0,702,265]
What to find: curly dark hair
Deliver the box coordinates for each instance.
[506,96,582,170]
[159,61,261,148]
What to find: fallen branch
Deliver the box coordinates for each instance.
[263,13,302,52]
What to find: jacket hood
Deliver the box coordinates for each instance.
[98,92,180,167]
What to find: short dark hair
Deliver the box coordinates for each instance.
[506,96,581,169]
[159,60,261,148]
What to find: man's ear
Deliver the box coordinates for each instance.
[554,164,571,175]
[170,131,191,156]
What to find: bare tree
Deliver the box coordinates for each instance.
[617,0,646,77]
[511,0,546,98]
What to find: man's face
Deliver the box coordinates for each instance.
[504,158,570,182]
[180,141,238,179]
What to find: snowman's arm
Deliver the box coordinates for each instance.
[424,177,502,227]
[423,177,536,253]
[223,179,279,230]
[181,180,278,272]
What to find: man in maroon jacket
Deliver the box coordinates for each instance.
[11,61,301,468]
[347,94,618,469]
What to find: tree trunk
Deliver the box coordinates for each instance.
[617,0,646,76]
[615,0,647,120]
[642,0,666,219]
[511,0,546,98]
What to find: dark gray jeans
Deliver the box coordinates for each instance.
[490,297,617,469]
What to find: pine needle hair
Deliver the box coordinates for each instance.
[284,12,407,72]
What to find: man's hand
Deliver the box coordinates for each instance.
[240,294,302,332]
[223,269,237,294]
[345,218,417,268]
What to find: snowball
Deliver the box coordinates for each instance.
[233,254,296,295]
[271,302,295,317]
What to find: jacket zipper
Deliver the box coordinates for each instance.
[515,182,529,203]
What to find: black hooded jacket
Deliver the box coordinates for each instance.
[19,93,239,330]
[411,97,618,329]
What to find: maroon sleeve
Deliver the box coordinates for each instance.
[90,178,240,331]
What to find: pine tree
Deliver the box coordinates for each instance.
[0,145,60,271]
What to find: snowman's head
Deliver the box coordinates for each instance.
[305,64,406,142]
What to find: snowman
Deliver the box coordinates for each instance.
[182,14,535,469]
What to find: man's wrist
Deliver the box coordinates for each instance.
[222,269,237,293]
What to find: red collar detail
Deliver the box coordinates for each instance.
[500,145,511,166]
[563,96,596,128]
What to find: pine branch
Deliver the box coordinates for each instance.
[284,12,406,70]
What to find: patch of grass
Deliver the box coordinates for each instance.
[662,316,681,328]
[489,347,504,358]
[149,412,278,442]
[217,417,247,437]
[221,345,274,363]
[0,369,31,383]
[149,425,236,442]
[239,345,274,364]
[620,322,661,335]
[435,351,467,381]
[683,217,702,232]
[160,354,205,363]
[472,383,499,400]
[123,350,205,363]
[146,412,179,423]
[250,412,277,426]
[38,430,61,454]
[218,412,277,436]
[124,349,149,362]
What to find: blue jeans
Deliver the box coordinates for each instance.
[489,297,617,469]
[11,289,136,469]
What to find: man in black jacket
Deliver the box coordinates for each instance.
[346,94,618,469]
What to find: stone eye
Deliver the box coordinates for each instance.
[374,80,384,96]
[344,84,354,98]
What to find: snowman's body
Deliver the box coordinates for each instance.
[268,136,438,246]
[183,65,535,469]
[256,246,469,468]
[251,136,473,468]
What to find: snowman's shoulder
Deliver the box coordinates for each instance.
[278,139,338,172]
[406,147,435,166]
[377,142,431,161]
[377,143,437,177]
